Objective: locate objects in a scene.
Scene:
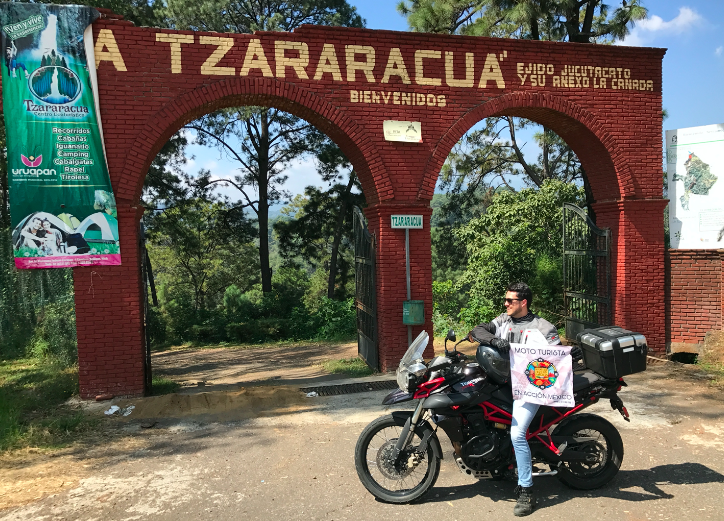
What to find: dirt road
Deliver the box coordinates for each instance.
[151,341,360,389]
[2,347,724,520]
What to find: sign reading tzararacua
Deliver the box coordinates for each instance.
[92,24,659,113]
[1,3,120,269]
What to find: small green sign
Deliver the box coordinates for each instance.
[391,215,423,229]
[403,300,425,325]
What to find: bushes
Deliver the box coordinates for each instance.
[314,297,356,339]
[27,302,77,366]
[149,267,356,346]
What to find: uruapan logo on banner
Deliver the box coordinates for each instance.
[0,3,120,269]
[509,343,574,407]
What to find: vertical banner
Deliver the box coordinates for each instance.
[509,343,574,407]
[0,3,120,269]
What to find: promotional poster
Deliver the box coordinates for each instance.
[0,2,120,269]
[510,343,574,408]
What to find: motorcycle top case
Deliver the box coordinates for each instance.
[576,326,647,379]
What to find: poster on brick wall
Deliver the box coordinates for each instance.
[666,123,724,249]
[0,2,120,269]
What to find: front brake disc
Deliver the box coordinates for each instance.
[376,440,422,479]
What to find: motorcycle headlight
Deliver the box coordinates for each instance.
[396,366,409,392]
[408,362,427,377]
[396,361,427,392]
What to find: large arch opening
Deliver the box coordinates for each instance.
[420,94,654,355]
[112,81,377,390]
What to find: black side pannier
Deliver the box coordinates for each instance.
[576,326,647,379]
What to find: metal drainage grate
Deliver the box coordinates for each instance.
[300,380,398,397]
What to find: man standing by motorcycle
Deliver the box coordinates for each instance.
[469,282,561,517]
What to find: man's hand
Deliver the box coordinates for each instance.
[490,337,510,354]
[571,345,583,361]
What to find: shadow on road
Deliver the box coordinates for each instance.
[418,462,724,510]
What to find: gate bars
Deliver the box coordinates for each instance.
[562,203,611,341]
[353,207,378,370]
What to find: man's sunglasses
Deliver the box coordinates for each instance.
[504,298,522,304]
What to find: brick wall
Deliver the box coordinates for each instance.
[16,11,665,396]
[666,250,723,353]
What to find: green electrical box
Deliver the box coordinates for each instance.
[402,300,425,325]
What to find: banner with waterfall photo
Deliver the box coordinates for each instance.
[0,3,120,269]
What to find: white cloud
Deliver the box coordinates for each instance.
[716,46,723,57]
[619,7,703,47]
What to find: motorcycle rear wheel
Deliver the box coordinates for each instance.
[552,413,624,490]
[354,414,441,503]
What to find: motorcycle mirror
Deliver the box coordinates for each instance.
[446,329,456,342]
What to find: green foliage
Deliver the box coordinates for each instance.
[432,309,462,338]
[529,252,564,323]
[166,0,364,33]
[321,357,374,377]
[0,359,93,452]
[151,263,355,345]
[458,296,499,331]
[27,302,78,366]
[146,197,257,314]
[145,306,168,346]
[457,179,585,319]
[432,280,458,317]
[151,376,181,396]
[314,297,356,339]
[274,174,363,300]
[1,227,76,360]
[398,0,647,43]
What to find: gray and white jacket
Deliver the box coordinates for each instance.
[488,312,561,345]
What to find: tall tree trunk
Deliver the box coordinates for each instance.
[327,171,356,298]
[258,110,273,293]
[582,167,596,224]
[530,16,539,40]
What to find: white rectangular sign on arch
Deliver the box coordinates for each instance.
[666,123,724,249]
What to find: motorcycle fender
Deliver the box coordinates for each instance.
[383,389,414,405]
[390,411,444,460]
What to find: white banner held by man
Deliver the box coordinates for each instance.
[509,343,574,407]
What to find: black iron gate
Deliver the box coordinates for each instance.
[562,203,611,341]
[353,207,378,370]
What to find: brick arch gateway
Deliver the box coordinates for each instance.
[38,11,665,398]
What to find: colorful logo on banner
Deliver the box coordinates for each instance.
[0,3,121,269]
[510,343,574,407]
[525,359,559,390]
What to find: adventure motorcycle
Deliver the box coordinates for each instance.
[354,330,633,503]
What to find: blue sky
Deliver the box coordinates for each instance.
[185,0,724,202]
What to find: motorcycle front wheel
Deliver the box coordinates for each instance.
[354,414,441,503]
[552,413,624,490]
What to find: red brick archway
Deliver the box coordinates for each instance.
[24,11,665,398]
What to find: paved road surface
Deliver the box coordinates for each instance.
[2,364,724,520]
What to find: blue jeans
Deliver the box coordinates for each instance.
[511,400,540,487]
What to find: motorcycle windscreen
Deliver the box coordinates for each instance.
[399,330,429,366]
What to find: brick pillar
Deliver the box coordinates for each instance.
[74,202,146,399]
[592,198,668,354]
[364,203,434,371]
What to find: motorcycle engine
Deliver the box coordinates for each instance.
[461,413,511,471]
